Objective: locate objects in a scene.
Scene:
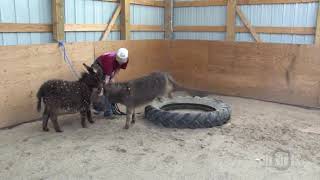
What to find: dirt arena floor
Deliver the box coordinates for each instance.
[0,94,320,180]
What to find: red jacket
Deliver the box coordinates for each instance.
[97,51,128,78]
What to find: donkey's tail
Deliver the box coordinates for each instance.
[167,74,211,97]
[36,87,43,112]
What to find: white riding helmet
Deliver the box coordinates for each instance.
[116,48,129,64]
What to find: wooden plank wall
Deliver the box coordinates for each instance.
[94,40,170,81]
[169,40,320,108]
[0,42,95,128]
[0,40,170,128]
[0,40,319,128]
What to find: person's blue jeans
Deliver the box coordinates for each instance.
[93,95,113,117]
[103,96,113,117]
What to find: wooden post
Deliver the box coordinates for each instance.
[226,0,236,41]
[52,0,65,41]
[164,0,173,40]
[100,5,121,41]
[315,1,320,45]
[120,0,130,40]
[236,6,261,42]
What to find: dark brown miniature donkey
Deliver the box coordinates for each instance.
[36,63,102,132]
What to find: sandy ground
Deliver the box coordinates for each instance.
[0,94,320,180]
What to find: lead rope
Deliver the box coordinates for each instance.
[58,41,125,115]
[112,103,126,115]
[58,41,80,79]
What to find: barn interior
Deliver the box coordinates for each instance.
[0,0,319,179]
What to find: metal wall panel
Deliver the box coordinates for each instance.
[174,2,318,44]
[235,3,318,44]
[131,4,164,25]
[174,6,226,26]
[65,2,164,42]
[174,6,226,41]
[0,0,52,46]
[174,32,225,40]
[65,0,120,42]
[131,32,164,40]
[0,0,163,45]
[1,0,318,45]
[131,4,164,40]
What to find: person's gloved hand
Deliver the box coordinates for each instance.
[104,75,111,84]
[98,87,104,96]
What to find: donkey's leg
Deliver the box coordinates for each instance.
[51,113,63,132]
[131,108,136,125]
[157,97,164,102]
[42,106,50,132]
[124,107,132,129]
[87,108,94,124]
[80,111,88,128]
[80,110,88,128]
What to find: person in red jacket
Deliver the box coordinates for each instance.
[91,48,129,117]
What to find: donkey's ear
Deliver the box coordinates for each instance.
[125,86,131,95]
[83,63,96,74]
[83,63,91,71]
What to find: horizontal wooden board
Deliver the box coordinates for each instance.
[131,25,164,32]
[0,23,52,32]
[175,0,226,6]
[174,0,318,7]
[100,0,165,7]
[237,26,316,35]
[1,23,312,35]
[174,26,226,32]
[169,40,320,108]
[64,24,120,32]
[131,0,164,7]
[174,26,315,35]
[65,24,164,32]
[0,23,163,33]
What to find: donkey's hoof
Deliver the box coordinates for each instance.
[55,129,63,133]
[124,124,130,129]
[89,120,95,124]
[43,128,49,132]
[131,120,135,124]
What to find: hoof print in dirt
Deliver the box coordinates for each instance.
[144,96,231,129]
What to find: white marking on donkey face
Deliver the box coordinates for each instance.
[98,87,104,96]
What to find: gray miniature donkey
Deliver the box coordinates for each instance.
[36,63,103,132]
[102,71,210,129]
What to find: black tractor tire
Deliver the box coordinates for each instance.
[144,96,231,129]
